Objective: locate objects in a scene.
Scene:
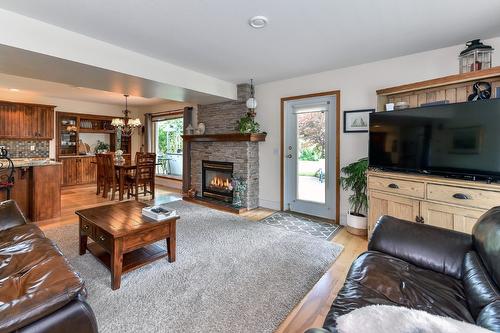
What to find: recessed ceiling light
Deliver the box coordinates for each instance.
[9,88,20,92]
[249,16,268,29]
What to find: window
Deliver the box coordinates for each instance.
[154,117,183,179]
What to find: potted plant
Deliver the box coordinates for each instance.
[236,115,261,134]
[340,157,368,235]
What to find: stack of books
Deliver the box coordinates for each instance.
[142,205,177,221]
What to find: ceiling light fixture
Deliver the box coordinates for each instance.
[249,16,268,29]
[8,88,20,92]
[246,79,257,117]
[111,94,142,137]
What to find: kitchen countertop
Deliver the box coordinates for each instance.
[8,158,62,168]
[58,154,96,159]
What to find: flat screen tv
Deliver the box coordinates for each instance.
[369,99,500,181]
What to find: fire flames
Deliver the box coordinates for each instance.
[209,176,232,191]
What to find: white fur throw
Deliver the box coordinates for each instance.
[336,305,493,333]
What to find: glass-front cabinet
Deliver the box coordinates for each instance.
[58,114,78,156]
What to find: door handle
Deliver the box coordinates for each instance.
[286,154,292,159]
[388,183,399,189]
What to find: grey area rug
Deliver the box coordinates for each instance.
[260,211,342,240]
[45,201,343,333]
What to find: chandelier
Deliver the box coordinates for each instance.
[111,94,142,136]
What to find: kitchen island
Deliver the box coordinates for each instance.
[0,159,61,222]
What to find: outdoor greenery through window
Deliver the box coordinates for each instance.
[155,117,183,178]
[297,111,326,203]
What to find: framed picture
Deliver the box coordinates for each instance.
[343,109,374,133]
[448,126,483,154]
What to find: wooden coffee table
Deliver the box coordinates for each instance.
[76,201,178,290]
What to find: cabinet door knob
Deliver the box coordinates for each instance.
[388,183,399,189]
[452,193,470,200]
[99,235,105,241]
[83,225,89,230]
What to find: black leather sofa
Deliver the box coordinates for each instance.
[0,200,98,333]
[308,207,500,332]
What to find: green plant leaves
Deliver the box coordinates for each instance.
[339,157,368,215]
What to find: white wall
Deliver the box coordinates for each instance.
[255,37,500,223]
[0,91,143,158]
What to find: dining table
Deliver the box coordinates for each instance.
[114,162,137,201]
[91,160,160,201]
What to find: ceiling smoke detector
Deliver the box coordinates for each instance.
[249,16,268,29]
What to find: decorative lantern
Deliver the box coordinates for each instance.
[459,39,494,74]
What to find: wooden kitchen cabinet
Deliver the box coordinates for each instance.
[60,156,97,186]
[0,168,31,217]
[32,164,61,221]
[79,156,97,184]
[0,165,61,221]
[0,101,54,139]
[60,157,78,186]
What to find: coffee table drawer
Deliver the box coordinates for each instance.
[123,225,170,252]
[369,176,425,198]
[94,228,113,252]
[80,220,94,238]
[427,183,500,210]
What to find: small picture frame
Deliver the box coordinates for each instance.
[343,109,374,133]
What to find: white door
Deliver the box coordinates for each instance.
[284,95,336,219]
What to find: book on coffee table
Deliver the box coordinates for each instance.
[142,205,177,221]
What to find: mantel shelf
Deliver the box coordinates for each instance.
[377,66,500,96]
[182,133,267,142]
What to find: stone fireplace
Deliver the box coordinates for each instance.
[183,84,265,210]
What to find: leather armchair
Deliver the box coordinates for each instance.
[308,208,500,333]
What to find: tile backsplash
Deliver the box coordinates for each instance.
[0,140,50,158]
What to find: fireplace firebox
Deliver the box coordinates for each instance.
[202,160,233,203]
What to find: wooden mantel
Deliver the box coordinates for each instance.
[182,133,267,142]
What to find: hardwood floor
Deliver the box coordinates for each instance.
[37,184,367,332]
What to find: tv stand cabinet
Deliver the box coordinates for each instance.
[367,170,500,238]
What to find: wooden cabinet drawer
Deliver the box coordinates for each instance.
[427,184,500,210]
[94,228,113,252]
[80,220,95,238]
[368,176,424,198]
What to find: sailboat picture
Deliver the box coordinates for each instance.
[344,109,374,133]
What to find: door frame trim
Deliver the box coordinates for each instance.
[280,90,341,224]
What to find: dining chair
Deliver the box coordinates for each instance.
[95,153,106,195]
[102,152,121,200]
[127,152,156,201]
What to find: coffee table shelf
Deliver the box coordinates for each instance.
[87,242,168,275]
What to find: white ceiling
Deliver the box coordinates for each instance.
[0,73,167,106]
[1,0,500,84]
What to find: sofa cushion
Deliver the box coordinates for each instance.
[0,223,45,248]
[0,200,27,232]
[323,251,474,331]
[0,228,86,332]
[463,251,500,318]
